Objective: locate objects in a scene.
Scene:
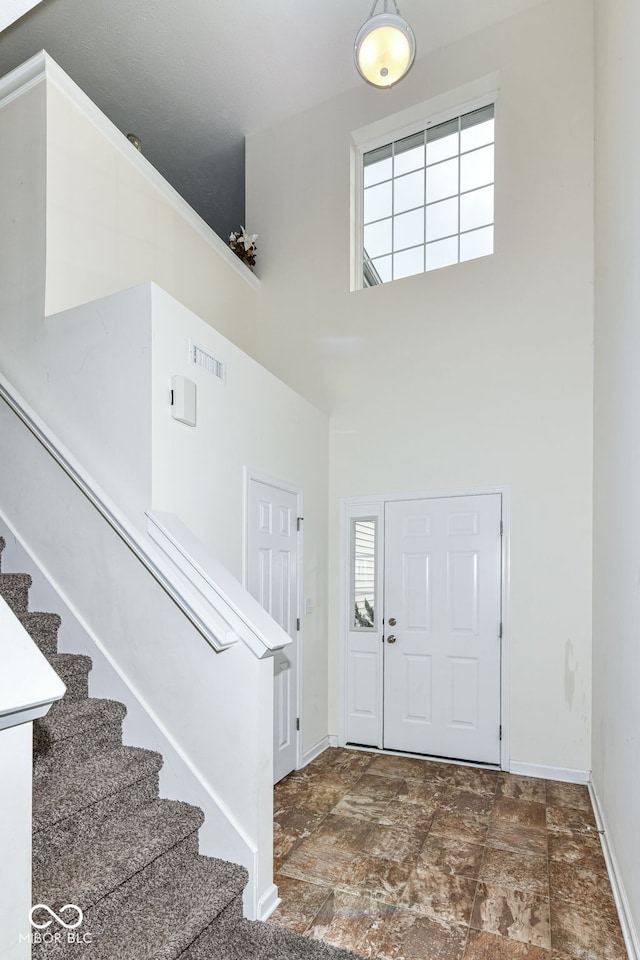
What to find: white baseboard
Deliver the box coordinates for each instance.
[257,883,280,922]
[328,735,338,747]
[301,736,331,767]
[508,761,590,783]
[589,781,639,960]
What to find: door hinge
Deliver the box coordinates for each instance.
[500,520,504,537]
[296,617,301,631]
[499,622,503,639]
[297,517,304,532]
[499,724,502,740]
[296,717,300,731]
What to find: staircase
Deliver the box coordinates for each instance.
[0,538,360,960]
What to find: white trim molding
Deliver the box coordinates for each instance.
[257,882,281,922]
[508,761,590,784]
[0,46,46,111]
[590,781,639,960]
[302,736,331,767]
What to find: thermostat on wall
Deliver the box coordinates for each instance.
[170,375,196,427]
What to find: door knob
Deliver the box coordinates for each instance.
[388,617,397,626]
[386,635,397,644]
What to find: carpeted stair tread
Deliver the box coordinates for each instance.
[18,611,62,655]
[33,697,127,767]
[36,696,126,741]
[33,745,163,833]
[0,571,32,612]
[45,652,92,700]
[34,798,205,911]
[82,855,249,960]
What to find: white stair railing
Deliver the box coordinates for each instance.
[0,372,289,660]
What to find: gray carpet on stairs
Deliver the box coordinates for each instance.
[0,537,364,960]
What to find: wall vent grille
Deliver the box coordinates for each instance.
[189,340,226,383]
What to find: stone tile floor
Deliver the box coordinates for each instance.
[267,748,627,960]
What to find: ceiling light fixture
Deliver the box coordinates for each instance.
[354,0,416,89]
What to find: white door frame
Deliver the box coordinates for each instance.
[338,485,511,771]
[244,467,304,773]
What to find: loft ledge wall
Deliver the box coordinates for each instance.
[0,50,259,358]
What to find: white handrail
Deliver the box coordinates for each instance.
[147,511,291,660]
[0,372,283,658]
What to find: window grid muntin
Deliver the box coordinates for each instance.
[362,105,495,284]
[363,141,493,214]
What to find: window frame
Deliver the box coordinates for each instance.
[351,86,499,291]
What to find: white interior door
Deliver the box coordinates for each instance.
[383,494,502,764]
[247,477,299,784]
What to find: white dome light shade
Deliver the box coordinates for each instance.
[354,12,416,88]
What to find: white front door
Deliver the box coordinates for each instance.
[247,477,299,784]
[383,494,502,764]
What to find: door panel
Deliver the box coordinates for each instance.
[247,479,299,784]
[345,511,383,747]
[403,654,432,722]
[383,494,501,764]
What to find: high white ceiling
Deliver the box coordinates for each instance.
[0,0,546,237]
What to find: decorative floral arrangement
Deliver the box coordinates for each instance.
[228,225,258,269]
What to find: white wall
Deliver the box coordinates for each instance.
[150,284,330,756]
[247,0,594,771]
[42,286,152,522]
[45,58,259,357]
[593,0,640,949]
